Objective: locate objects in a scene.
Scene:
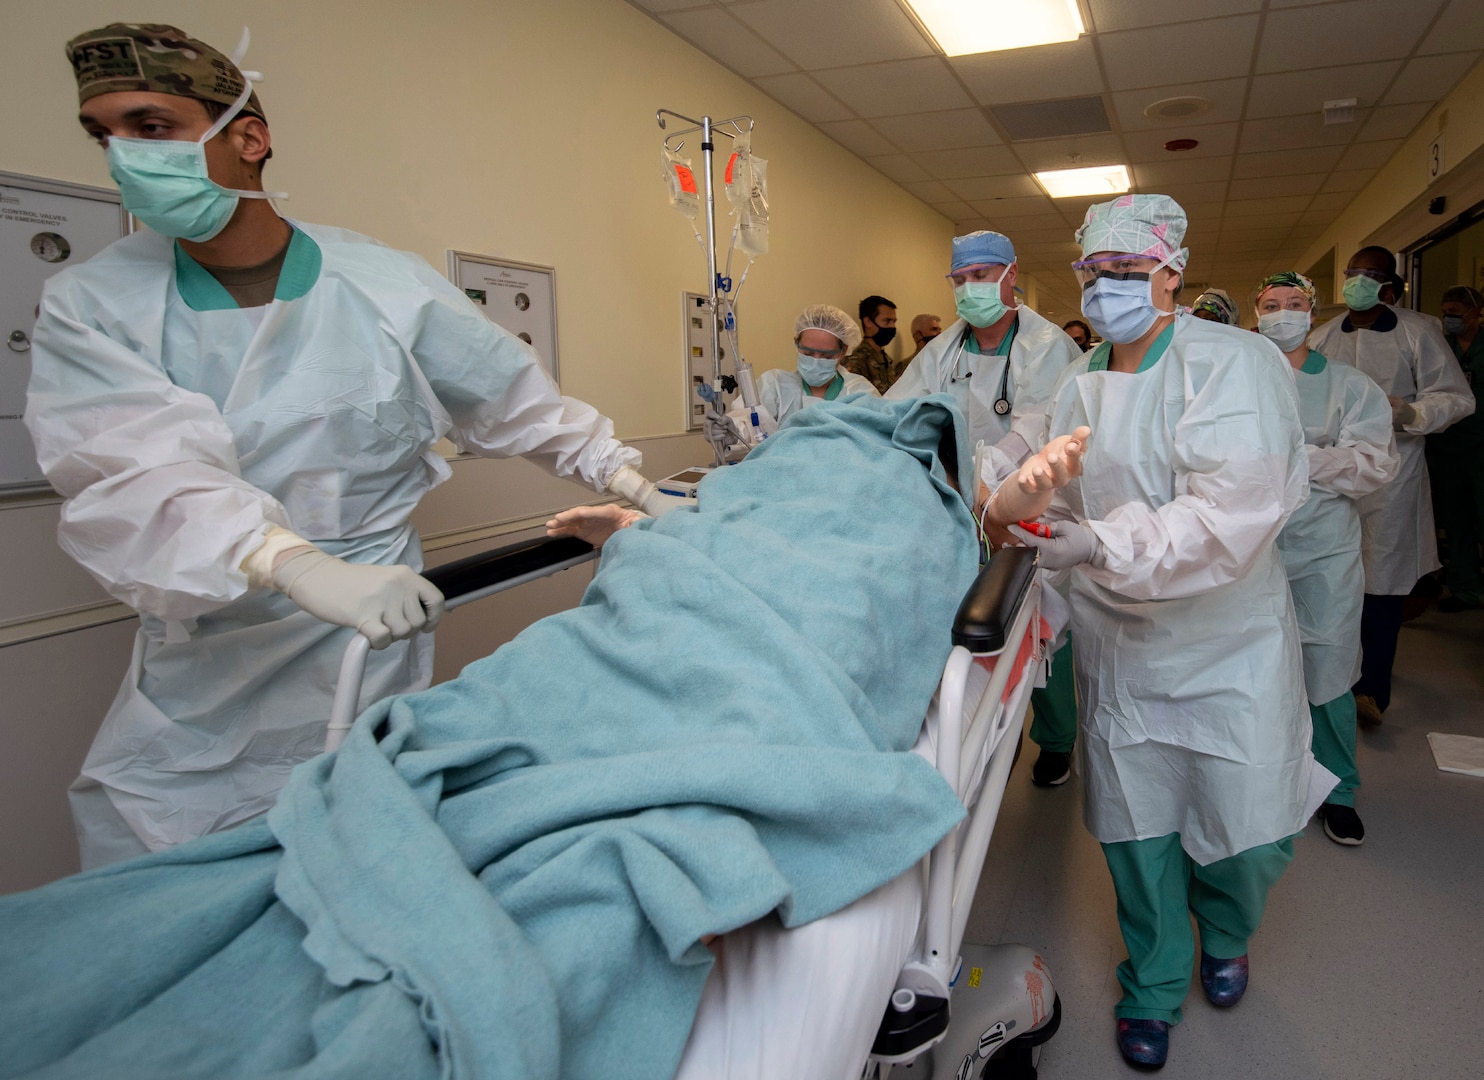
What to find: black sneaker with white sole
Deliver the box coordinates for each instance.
[1319,803,1364,846]
[1031,748,1072,787]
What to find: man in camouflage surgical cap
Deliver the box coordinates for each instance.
[28,23,655,868]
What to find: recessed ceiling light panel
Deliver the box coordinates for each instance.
[1034,164,1132,199]
[905,0,1084,57]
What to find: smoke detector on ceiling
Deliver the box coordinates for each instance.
[1143,96,1214,122]
[1323,98,1358,125]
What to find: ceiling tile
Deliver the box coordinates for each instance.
[816,119,901,157]
[898,179,957,203]
[1227,173,1326,200]
[1337,138,1405,170]
[1358,101,1434,142]
[1416,0,1484,55]
[1087,0,1262,33]
[1131,156,1234,186]
[752,72,854,122]
[1299,208,1338,227]
[864,154,931,183]
[1099,16,1262,91]
[1231,146,1348,179]
[814,57,974,117]
[1310,190,1362,212]
[1157,182,1233,206]
[630,0,709,11]
[1112,79,1248,132]
[949,38,1102,107]
[1224,196,1312,217]
[1011,135,1126,173]
[869,109,1002,153]
[915,145,1024,179]
[1240,113,1372,153]
[1383,51,1480,105]
[968,196,1059,219]
[1246,61,1401,120]
[943,175,1045,201]
[1124,123,1239,162]
[1255,0,1445,73]
[1320,168,1377,193]
[928,198,979,221]
[659,8,796,77]
[998,212,1077,233]
[727,0,934,68]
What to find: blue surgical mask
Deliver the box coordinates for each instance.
[797,354,839,387]
[953,273,1010,328]
[1342,274,1384,312]
[1443,315,1467,336]
[1080,256,1177,345]
[106,81,284,242]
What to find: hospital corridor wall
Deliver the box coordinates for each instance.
[0,0,957,894]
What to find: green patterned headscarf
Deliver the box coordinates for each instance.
[1256,271,1316,310]
[1191,289,1237,325]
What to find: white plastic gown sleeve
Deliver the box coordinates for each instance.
[1393,309,1475,434]
[27,294,292,621]
[724,366,876,445]
[1051,322,1309,602]
[1305,364,1398,498]
[888,307,1081,487]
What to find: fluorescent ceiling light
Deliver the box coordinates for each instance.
[905,0,1084,57]
[1034,164,1132,198]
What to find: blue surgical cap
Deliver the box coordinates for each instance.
[951,230,1016,273]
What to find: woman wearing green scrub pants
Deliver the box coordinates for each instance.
[1256,272,1398,849]
[1006,196,1336,1070]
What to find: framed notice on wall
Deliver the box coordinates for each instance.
[1,171,131,494]
[449,251,559,384]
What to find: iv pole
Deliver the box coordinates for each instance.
[657,107,758,465]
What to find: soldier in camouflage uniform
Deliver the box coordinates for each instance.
[843,294,903,392]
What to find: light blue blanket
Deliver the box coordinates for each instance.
[1,395,980,1080]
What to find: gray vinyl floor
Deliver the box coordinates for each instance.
[963,605,1484,1080]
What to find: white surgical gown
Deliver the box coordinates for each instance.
[26,221,639,864]
[1040,315,1334,864]
[1308,305,1474,594]
[887,305,1080,485]
[726,365,877,445]
[1276,351,1398,705]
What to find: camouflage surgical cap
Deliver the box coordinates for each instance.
[67,24,265,122]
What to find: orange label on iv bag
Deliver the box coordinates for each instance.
[725,152,739,185]
[672,163,698,194]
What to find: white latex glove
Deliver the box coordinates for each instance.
[1006,520,1104,571]
[606,464,671,515]
[271,549,445,650]
[1388,396,1419,430]
[545,504,645,549]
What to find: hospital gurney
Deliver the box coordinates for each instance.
[323,533,1059,1080]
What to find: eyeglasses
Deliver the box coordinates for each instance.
[1343,267,1390,282]
[1070,254,1162,287]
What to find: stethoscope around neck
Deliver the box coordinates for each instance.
[948,324,1012,416]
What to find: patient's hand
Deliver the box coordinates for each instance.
[981,426,1091,533]
[545,504,644,549]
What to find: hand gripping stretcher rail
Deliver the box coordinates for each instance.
[324,537,1061,1080]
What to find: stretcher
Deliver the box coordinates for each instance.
[324,534,1060,1079]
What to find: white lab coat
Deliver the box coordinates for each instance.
[886,305,1081,485]
[726,365,877,446]
[26,221,639,864]
[1309,305,1474,594]
[1041,315,1334,864]
[1277,352,1398,705]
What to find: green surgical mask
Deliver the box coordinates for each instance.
[953,277,1010,327]
[1342,274,1384,312]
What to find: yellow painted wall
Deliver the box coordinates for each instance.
[1297,55,1484,304]
[0,0,955,438]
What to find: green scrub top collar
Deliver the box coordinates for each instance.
[173,226,322,312]
[1299,349,1327,375]
[1085,319,1176,374]
[800,372,847,400]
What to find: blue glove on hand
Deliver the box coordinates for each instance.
[1006,521,1103,571]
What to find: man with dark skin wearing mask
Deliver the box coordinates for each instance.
[1308,246,1473,728]
[844,295,901,392]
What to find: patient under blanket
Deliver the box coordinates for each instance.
[0,395,980,1080]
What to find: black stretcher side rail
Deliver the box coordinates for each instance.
[421,535,597,602]
[951,546,1038,653]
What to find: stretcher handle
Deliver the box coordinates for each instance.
[951,546,1038,653]
[325,535,598,752]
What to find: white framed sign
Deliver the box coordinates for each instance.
[2,171,131,494]
[449,251,559,384]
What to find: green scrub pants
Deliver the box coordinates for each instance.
[1100,833,1295,1024]
[1028,637,1076,753]
[1309,692,1359,807]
